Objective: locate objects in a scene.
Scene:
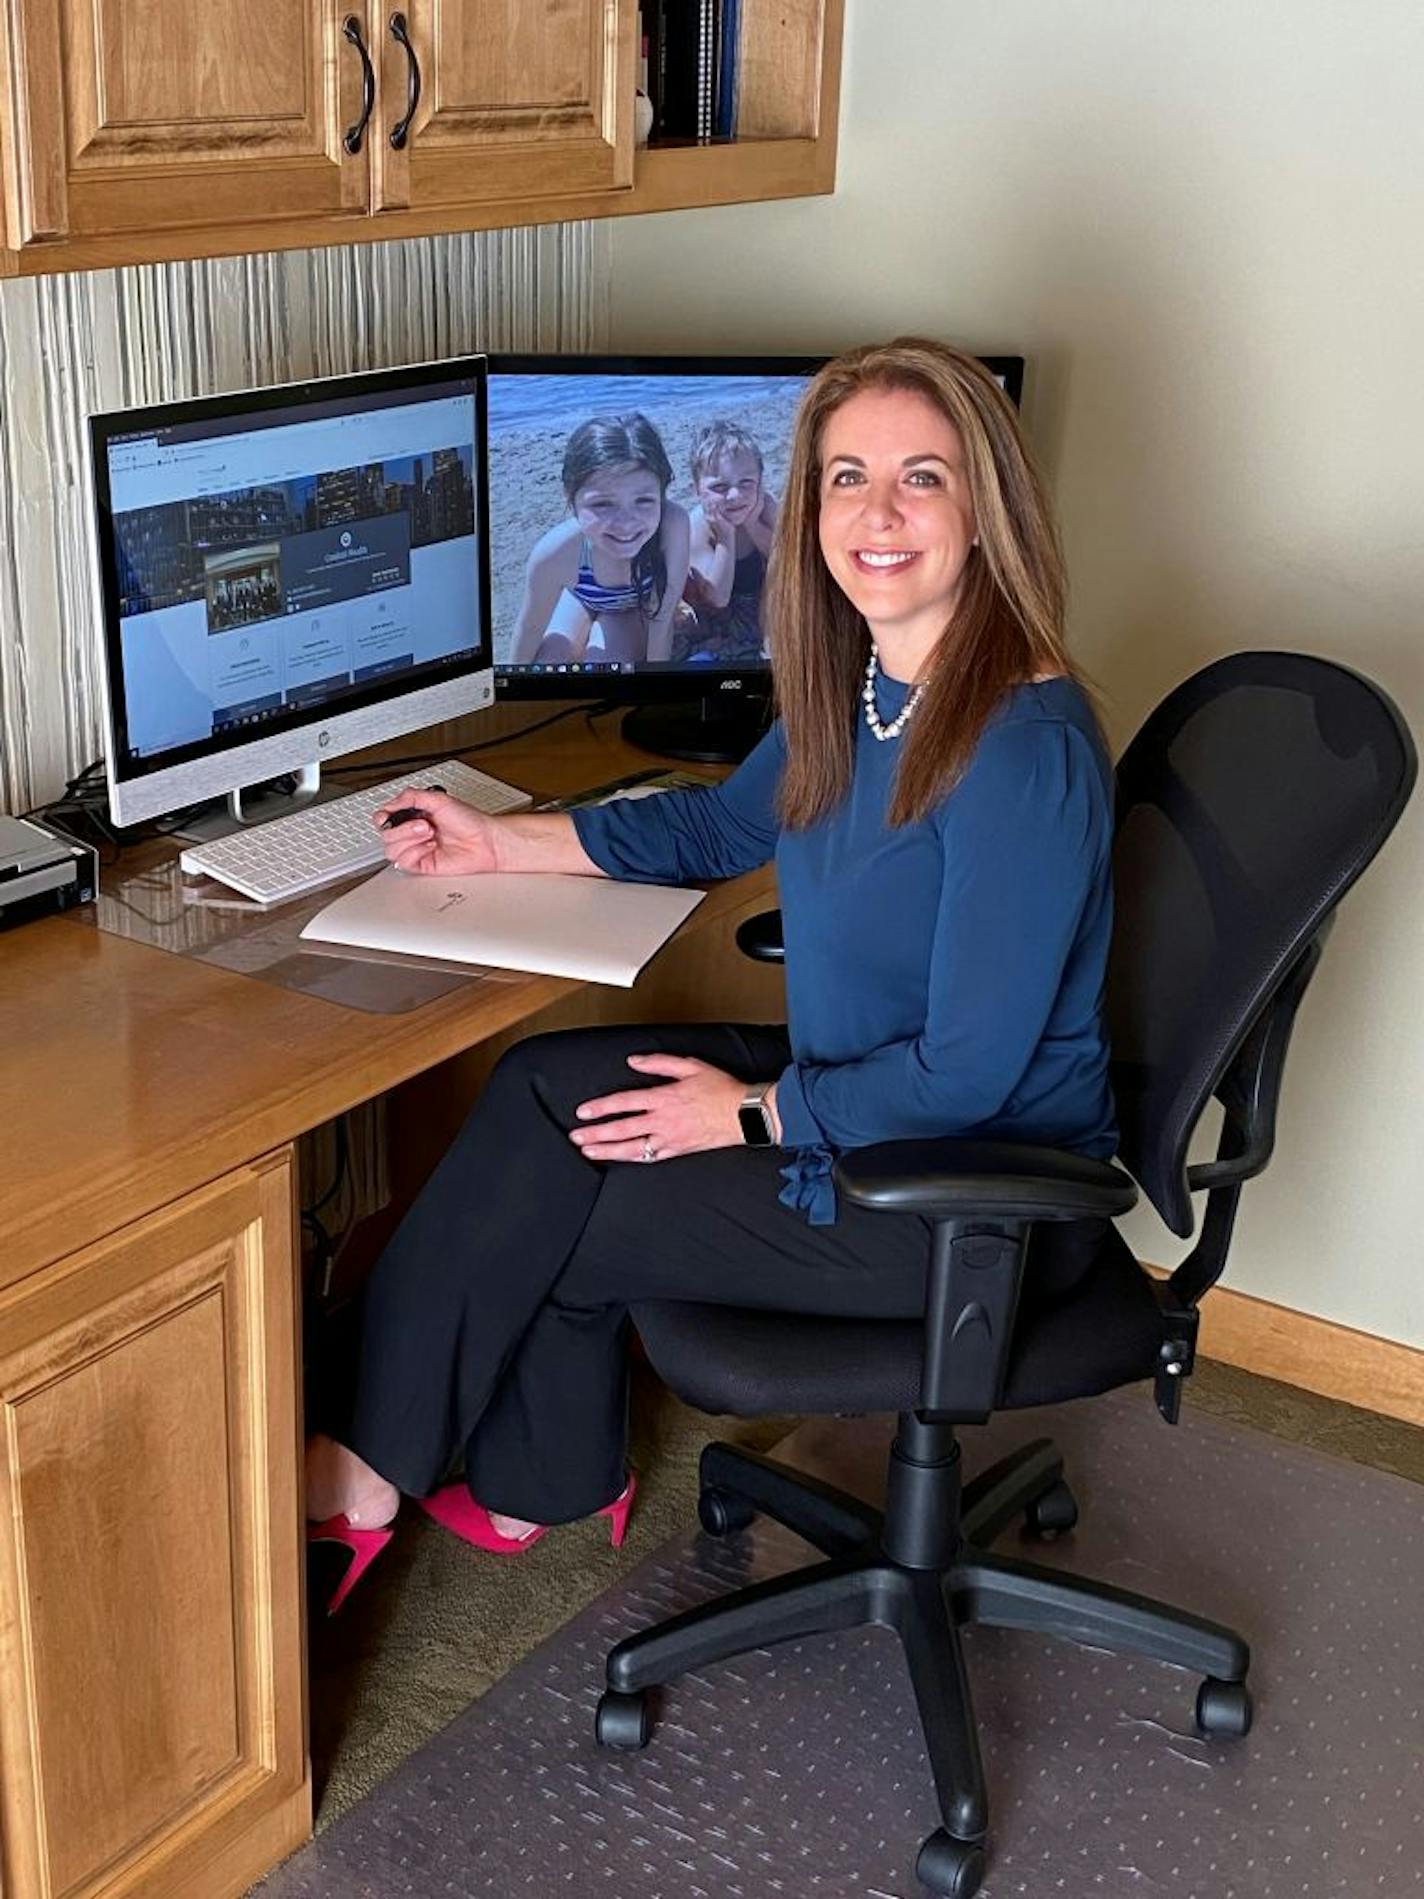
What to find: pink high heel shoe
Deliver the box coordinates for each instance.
[306,1515,396,1615]
[417,1472,637,1555]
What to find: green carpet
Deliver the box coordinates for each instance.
[307,1356,1423,1830]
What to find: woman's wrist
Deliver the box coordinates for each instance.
[492,811,600,877]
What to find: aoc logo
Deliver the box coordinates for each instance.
[718,677,744,693]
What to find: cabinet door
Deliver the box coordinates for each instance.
[0,1153,308,1899]
[370,0,634,216]
[0,0,368,249]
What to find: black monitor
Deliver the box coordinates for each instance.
[489,352,1025,762]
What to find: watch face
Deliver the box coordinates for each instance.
[738,1101,775,1147]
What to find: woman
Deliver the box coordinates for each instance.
[306,337,1118,1600]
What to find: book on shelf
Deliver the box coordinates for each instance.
[715,0,741,140]
[699,0,714,141]
[640,0,741,146]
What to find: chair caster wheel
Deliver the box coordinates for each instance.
[698,1486,756,1537]
[1196,1676,1253,1738]
[916,1830,986,1897]
[595,1688,652,1750]
[1025,1478,1078,1538]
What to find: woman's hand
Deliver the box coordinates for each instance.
[372,790,500,877]
[570,1054,771,1162]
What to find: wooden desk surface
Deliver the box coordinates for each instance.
[0,708,775,1291]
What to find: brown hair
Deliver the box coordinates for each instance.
[765,337,1078,828]
[561,412,674,618]
[688,419,765,485]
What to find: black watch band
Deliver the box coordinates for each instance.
[738,1082,776,1148]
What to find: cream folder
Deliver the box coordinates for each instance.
[301,868,705,988]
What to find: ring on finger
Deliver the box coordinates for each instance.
[640,1136,657,1163]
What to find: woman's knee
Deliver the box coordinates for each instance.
[485,1025,656,1127]
[491,1025,639,1087]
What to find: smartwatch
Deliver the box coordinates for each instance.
[738,1082,777,1148]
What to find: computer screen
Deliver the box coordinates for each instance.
[489,352,1024,759]
[90,358,492,826]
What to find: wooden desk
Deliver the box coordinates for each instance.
[0,712,781,1899]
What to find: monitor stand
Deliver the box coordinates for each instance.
[167,761,333,845]
[621,694,771,766]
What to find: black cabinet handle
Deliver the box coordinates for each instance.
[389,13,422,150]
[342,16,376,155]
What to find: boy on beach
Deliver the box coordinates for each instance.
[676,421,779,664]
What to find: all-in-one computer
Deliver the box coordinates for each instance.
[88,355,534,900]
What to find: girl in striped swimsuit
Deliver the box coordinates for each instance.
[511,414,691,668]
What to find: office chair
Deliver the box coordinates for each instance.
[594,652,1416,1898]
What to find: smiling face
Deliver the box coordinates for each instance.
[695,447,763,527]
[571,462,663,563]
[817,385,978,672]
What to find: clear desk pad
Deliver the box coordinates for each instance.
[82,855,520,1013]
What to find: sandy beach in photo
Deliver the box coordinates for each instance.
[488,383,806,662]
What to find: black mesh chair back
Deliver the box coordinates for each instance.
[1108,651,1416,1236]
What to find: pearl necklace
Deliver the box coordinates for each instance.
[862,643,927,741]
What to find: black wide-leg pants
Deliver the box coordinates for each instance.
[347,1021,942,1524]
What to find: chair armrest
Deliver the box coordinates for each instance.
[836,1139,1137,1422]
[835,1138,1138,1224]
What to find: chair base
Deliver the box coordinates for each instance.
[601,1431,1251,1898]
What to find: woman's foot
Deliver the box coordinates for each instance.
[306,1517,396,1616]
[489,1511,543,1541]
[420,1474,637,1556]
[305,1434,400,1528]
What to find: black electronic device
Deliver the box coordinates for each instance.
[489,352,1025,763]
[0,816,99,930]
[737,1081,777,1147]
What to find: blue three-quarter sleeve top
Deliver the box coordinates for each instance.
[572,671,1118,1223]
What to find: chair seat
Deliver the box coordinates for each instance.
[633,1235,1165,1418]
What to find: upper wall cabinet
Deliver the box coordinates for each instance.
[370,1,633,214]
[1,3,372,246]
[0,0,841,277]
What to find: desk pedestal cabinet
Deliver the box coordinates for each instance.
[0,1152,308,1898]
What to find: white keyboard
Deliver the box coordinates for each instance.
[178,759,532,904]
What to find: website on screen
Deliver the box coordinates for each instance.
[107,392,480,761]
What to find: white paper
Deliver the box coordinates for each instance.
[300,868,705,988]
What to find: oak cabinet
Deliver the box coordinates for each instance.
[0,1,370,246]
[0,1,840,275]
[0,1152,308,1899]
[0,0,634,259]
[371,0,634,215]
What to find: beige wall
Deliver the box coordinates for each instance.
[610,0,1424,1348]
